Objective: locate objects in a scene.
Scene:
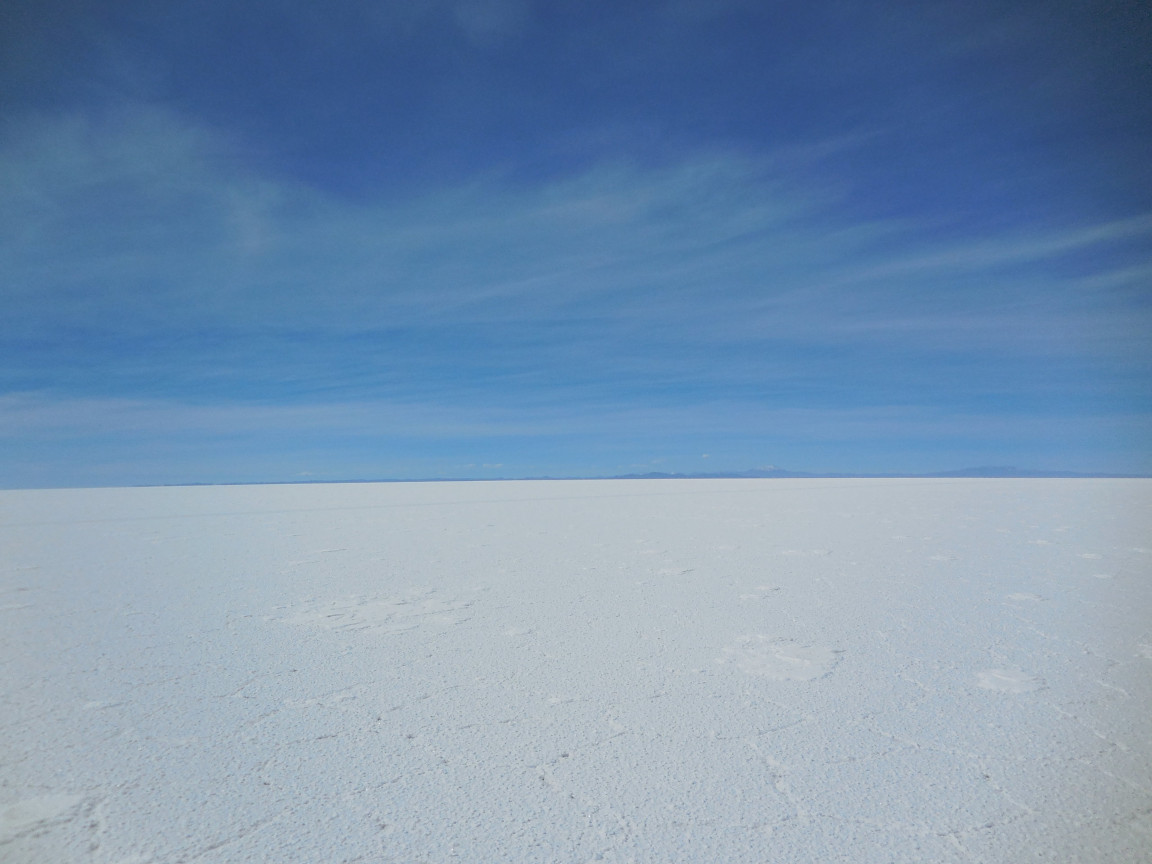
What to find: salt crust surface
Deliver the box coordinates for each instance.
[1,478,1150,862]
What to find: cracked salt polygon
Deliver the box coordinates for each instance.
[0,795,84,843]
[279,593,472,633]
[722,636,842,681]
[976,668,1045,692]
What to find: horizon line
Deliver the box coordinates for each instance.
[3,466,1150,492]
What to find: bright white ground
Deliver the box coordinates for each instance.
[2,479,1150,863]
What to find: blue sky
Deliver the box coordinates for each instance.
[2,0,1150,486]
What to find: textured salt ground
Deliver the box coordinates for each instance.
[1,479,1150,863]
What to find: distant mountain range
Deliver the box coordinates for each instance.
[605,466,1145,480]
[162,466,1148,488]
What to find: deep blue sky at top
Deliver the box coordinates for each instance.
[1,0,1150,486]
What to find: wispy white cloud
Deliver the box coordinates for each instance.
[2,100,1149,484]
[1,105,829,337]
[3,391,1146,449]
[360,0,530,45]
[0,392,552,440]
[6,100,1147,359]
[831,214,1152,282]
[451,0,530,43]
